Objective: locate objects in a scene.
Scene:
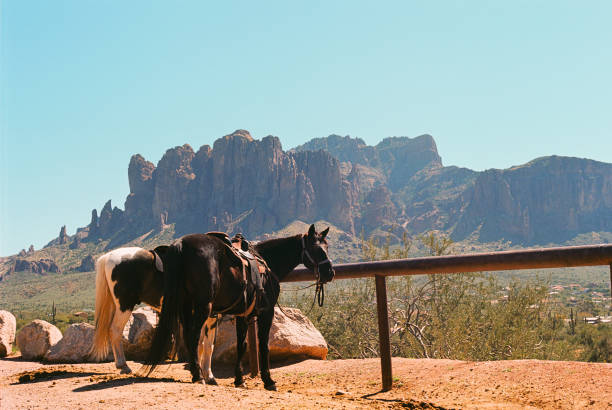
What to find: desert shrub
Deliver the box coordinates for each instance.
[281,230,587,362]
[573,322,612,362]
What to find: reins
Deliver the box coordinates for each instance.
[301,235,329,307]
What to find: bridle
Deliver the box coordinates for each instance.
[301,235,332,307]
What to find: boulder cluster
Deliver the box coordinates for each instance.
[0,307,157,362]
[0,307,327,364]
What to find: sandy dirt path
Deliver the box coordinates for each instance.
[1,356,611,409]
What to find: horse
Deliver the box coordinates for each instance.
[144,224,334,391]
[89,245,168,373]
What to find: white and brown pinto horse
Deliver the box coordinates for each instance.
[89,246,167,373]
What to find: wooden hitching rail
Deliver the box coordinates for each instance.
[247,244,612,391]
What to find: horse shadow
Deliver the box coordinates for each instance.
[12,369,103,385]
[73,361,237,392]
[73,375,185,392]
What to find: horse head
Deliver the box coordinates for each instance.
[302,224,335,284]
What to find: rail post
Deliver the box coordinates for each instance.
[248,318,259,377]
[375,274,393,391]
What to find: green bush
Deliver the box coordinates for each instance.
[281,231,609,363]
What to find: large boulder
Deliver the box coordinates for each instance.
[123,307,158,360]
[0,310,17,357]
[16,320,62,360]
[213,307,327,364]
[45,323,95,363]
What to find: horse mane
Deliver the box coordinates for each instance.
[253,234,301,253]
[253,234,303,278]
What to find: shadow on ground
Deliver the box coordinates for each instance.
[13,369,103,384]
[73,375,187,392]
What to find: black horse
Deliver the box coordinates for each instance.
[144,224,334,390]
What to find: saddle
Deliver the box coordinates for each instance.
[206,231,270,315]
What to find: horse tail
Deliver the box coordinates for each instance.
[144,243,183,375]
[89,253,114,361]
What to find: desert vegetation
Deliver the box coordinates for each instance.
[281,231,612,363]
[2,229,610,363]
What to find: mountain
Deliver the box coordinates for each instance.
[90,130,358,247]
[2,130,612,280]
[296,134,612,246]
[293,133,442,190]
[453,156,612,244]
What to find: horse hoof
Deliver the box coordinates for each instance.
[205,378,218,386]
[192,376,203,383]
[264,383,277,391]
[119,367,132,375]
[234,382,246,388]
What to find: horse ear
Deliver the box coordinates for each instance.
[152,245,169,272]
[321,227,330,239]
[153,245,169,256]
[307,224,316,238]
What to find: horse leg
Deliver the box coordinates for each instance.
[257,310,276,390]
[233,316,248,387]
[186,305,209,383]
[109,309,132,374]
[198,316,218,385]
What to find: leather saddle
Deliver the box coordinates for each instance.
[206,231,270,314]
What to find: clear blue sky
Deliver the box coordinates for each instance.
[1,1,611,255]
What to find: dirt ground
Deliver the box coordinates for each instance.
[1,355,611,409]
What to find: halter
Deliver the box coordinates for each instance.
[301,235,331,307]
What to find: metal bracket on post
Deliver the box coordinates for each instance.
[375,274,393,391]
[247,318,259,377]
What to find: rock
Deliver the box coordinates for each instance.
[151,144,196,226]
[294,134,376,167]
[156,212,167,231]
[97,200,125,238]
[454,156,612,244]
[45,323,94,363]
[359,185,397,232]
[294,133,443,190]
[58,225,69,244]
[267,307,328,361]
[11,259,61,274]
[77,255,95,272]
[213,307,327,364]
[113,130,358,240]
[88,209,100,239]
[123,307,158,360]
[124,154,156,227]
[69,236,83,249]
[128,154,156,196]
[0,310,17,357]
[45,225,70,247]
[16,320,62,360]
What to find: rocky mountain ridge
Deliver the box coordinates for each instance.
[4,130,612,273]
[47,130,612,247]
[82,130,359,248]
